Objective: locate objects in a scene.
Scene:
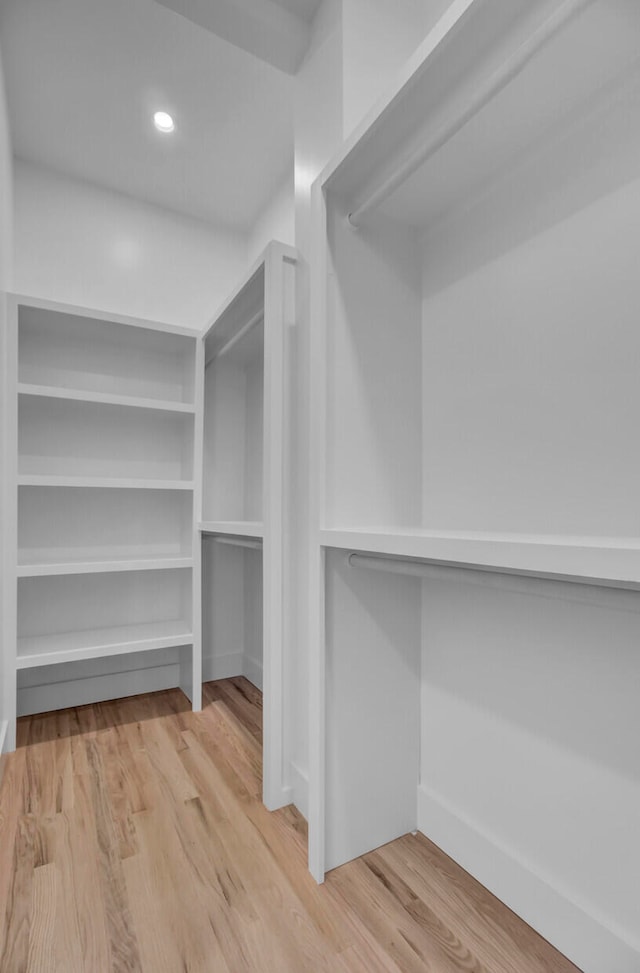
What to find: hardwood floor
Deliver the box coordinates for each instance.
[0,679,582,973]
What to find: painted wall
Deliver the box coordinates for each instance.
[247,173,295,265]
[418,175,640,968]
[0,46,13,753]
[13,160,247,330]
[341,0,428,138]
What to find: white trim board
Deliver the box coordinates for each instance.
[9,292,201,338]
[290,761,309,822]
[0,720,8,756]
[17,662,183,718]
[417,784,640,973]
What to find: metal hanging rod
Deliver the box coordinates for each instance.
[347,0,595,228]
[206,309,264,366]
[214,536,263,551]
[347,552,640,614]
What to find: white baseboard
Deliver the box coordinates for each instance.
[202,652,243,683]
[242,655,263,691]
[0,721,7,790]
[417,784,640,973]
[290,761,309,821]
[17,663,181,717]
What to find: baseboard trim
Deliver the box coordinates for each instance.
[290,761,309,821]
[417,784,640,973]
[0,722,7,791]
[17,663,182,717]
[242,655,263,691]
[0,720,8,791]
[202,653,243,683]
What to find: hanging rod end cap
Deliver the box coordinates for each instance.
[346,212,360,230]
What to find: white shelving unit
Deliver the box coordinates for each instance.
[1,295,203,749]
[200,240,296,811]
[309,3,640,972]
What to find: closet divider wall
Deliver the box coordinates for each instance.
[309,2,640,972]
[1,294,203,750]
[200,241,297,810]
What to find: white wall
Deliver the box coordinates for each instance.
[247,173,295,265]
[14,160,247,330]
[0,46,13,755]
[341,0,427,138]
[417,176,640,969]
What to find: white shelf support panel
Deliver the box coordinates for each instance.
[201,241,297,812]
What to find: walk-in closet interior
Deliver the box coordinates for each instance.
[1,1,639,971]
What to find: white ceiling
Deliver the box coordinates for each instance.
[155,0,322,73]
[0,0,296,230]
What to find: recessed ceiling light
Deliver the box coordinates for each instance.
[153,111,175,134]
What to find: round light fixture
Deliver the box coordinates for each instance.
[153,111,175,134]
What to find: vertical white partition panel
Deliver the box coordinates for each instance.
[324,550,420,871]
[201,241,297,811]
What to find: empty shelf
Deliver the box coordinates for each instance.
[19,475,195,491]
[18,383,196,414]
[319,527,640,589]
[17,619,193,669]
[199,520,263,538]
[17,555,193,578]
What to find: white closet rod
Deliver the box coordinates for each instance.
[214,536,263,551]
[347,0,595,228]
[207,310,264,365]
[347,552,640,614]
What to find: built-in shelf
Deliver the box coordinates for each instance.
[199,520,264,538]
[320,528,640,590]
[17,556,194,578]
[16,619,193,669]
[17,383,196,414]
[18,475,195,491]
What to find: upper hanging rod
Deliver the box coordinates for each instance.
[347,552,640,613]
[347,0,595,228]
[206,309,264,366]
[214,536,263,551]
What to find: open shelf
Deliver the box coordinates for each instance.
[320,528,640,590]
[329,0,640,233]
[199,521,263,538]
[17,557,193,578]
[18,302,196,405]
[18,383,196,414]
[17,619,193,669]
[18,475,194,490]
[19,395,194,482]
[18,486,193,566]
[17,569,192,669]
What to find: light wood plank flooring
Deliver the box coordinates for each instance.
[0,678,582,972]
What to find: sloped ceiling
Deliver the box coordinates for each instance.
[0,0,297,229]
